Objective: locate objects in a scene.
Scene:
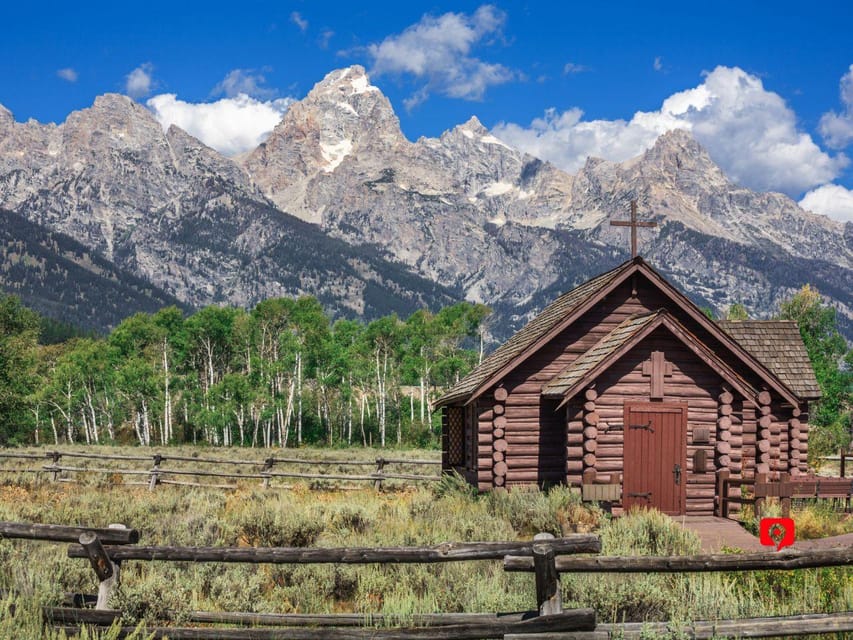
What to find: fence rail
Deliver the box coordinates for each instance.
[5,519,853,638]
[0,448,441,491]
[716,469,853,519]
[0,521,139,545]
[66,537,601,565]
[50,611,597,640]
[504,546,853,573]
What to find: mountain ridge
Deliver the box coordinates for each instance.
[0,65,850,339]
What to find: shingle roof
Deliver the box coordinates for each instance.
[717,320,821,399]
[542,311,663,398]
[435,259,635,406]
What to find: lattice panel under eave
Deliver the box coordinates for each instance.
[447,406,464,466]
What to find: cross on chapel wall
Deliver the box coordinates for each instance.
[643,350,672,399]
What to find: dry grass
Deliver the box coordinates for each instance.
[0,447,850,638]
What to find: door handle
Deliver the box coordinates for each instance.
[673,464,681,485]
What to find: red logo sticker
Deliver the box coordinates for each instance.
[759,517,795,551]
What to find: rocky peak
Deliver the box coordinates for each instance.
[298,65,405,146]
[166,124,252,189]
[457,116,489,136]
[61,93,168,158]
[92,92,138,110]
[311,65,378,98]
[641,128,720,173]
[0,103,13,128]
[240,66,410,220]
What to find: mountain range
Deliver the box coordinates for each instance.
[0,65,850,339]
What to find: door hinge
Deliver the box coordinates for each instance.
[627,492,652,499]
[629,422,654,433]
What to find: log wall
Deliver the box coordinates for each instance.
[588,327,726,514]
[495,281,656,488]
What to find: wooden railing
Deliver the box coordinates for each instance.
[716,469,853,519]
[0,449,441,491]
[820,447,850,477]
[3,520,852,638]
[3,521,598,639]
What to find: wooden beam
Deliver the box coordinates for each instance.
[504,547,853,573]
[0,522,139,545]
[45,608,542,627]
[593,612,853,639]
[52,609,596,639]
[69,536,602,564]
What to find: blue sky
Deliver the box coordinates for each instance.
[2,1,853,220]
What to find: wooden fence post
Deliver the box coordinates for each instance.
[48,451,61,482]
[79,524,127,610]
[532,532,562,616]
[374,457,386,491]
[754,472,768,521]
[841,448,847,479]
[779,472,791,518]
[148,454,161,491]
[715,469,730,518]
[262,457,274,489]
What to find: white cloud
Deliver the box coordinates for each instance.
[819,64,853,149]
[563,62,588,75]
[366,5,515,108]
[212,69,275,99]
[126,63,154,98]
[319,29,334,49]
[493,66,848,197]
[146,93,293,156]
[654,56,663,72]
[57,68,78,82]
[291,11,308,32]
[799,183,853,223]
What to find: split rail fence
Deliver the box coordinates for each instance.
[2,521,852,639]
[716,469,853,519]
[0,449,441,491]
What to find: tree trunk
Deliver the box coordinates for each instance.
[359,391,367,447]
[163,337,172,444]
[296,352,303,445]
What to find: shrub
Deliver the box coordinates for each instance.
[235,506,324,547]
[601,509,701,556]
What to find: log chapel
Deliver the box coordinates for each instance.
[436,256,820,515]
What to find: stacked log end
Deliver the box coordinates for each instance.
[580,388,598,479]
[755,390,772,475]
[788,415,801,475]
[741,403,757,475]
[726,389,743,475]
[789,406,808,475]
[566,402,584,485]
[768,401,784,473]
[716,389,733,470]
[492,387,508,487]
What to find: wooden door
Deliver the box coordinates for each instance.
[623,403,687,515]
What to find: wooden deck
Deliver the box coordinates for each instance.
[674,515,853,552]
[792,532,853,550]
[673,515,765,552]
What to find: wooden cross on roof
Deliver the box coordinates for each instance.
[610,199,657,258]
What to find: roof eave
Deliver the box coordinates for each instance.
[461,260,640,406]
[550,312,759,411]
[634,262,803,407]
